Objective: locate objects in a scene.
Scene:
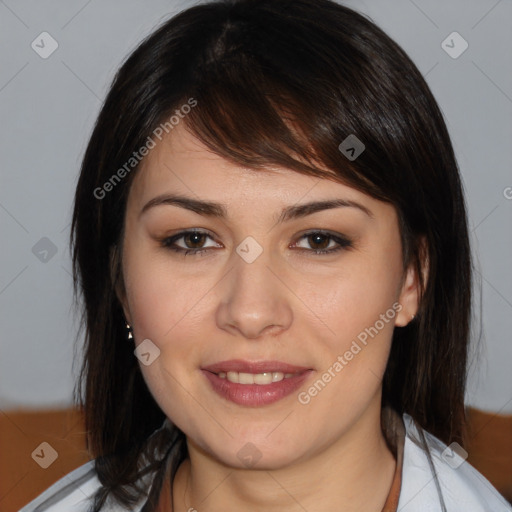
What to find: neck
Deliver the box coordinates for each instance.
[170,400,396,512]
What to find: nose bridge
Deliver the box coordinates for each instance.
[215,238,293,339]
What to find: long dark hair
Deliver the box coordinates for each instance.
[70,0,472,509]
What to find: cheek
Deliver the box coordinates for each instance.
[123,242,200,341]
[297,271,399,422]
[122,249,203,418]
[299,246,402,393]
[306,257,402,341]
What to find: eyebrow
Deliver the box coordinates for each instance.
[139,193,374,222]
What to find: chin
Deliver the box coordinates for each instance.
[203,437,305,471]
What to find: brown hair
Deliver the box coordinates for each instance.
[70,0,472,509]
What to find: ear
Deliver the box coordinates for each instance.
[109,244,131,324]
[395,237,428,327]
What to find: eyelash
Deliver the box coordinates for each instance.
[159,229,353,256]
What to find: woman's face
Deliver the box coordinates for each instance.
[120,123,418,469]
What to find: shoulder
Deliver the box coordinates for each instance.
[398,413,512,512]
[18,460,146,512]
[19,460,101,511]
[20,418,175,511]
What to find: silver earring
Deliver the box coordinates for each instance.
[126,323,133,340]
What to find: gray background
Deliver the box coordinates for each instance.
[1,0,511,414]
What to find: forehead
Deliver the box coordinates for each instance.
[126,123,386,219]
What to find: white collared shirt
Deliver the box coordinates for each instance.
[19,413,512,511]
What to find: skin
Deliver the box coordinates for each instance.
[118,123,420,512]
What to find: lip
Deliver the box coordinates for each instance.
[201,359,311,374]
[201,359,313,407]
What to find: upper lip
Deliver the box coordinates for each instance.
[202,359,312,374]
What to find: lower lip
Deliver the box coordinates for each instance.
[201,370,313,406]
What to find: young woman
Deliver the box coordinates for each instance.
[20,0,512,510]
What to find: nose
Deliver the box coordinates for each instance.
[215,247,293,340]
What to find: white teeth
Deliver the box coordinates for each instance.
[226,371,239,383]
[270,372,283,383]
[217,371,296,384]
[238,372,253,384]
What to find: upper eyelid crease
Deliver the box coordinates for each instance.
[139,194,374,221]
[162,229,353,254]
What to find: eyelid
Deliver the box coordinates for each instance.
[292,229,353,250]
[159,228,354,256]
[161,229,220,250]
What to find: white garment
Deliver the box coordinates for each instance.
[19,413,512,511]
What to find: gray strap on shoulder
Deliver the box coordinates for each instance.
[417,426,448,512]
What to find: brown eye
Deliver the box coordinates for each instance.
[161,229,352,257]
[293,231,353,255]
[307,233,331,250]
[161,230,219,255]
[182,232,208,249]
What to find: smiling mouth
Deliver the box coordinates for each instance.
[202,359,312,385]
[215,371,298,385]
[201,366,313,407]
